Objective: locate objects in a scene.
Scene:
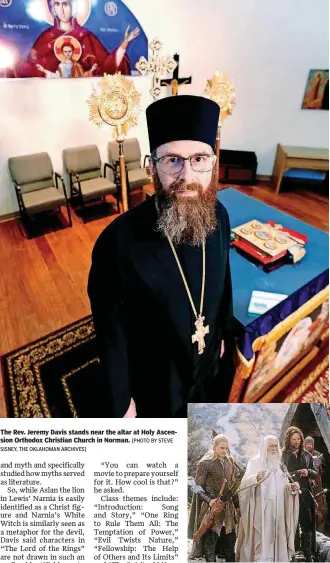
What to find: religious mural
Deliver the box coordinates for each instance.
[0,0,147,78]
[302,69,329,110]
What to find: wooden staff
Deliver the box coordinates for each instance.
[215,124,221,181]
[117,139,128,213]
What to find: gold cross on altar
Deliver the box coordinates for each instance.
[135,38,177,101]
[160,53,192,96]
[192,315,209,355]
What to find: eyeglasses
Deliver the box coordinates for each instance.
[153,154,217,175]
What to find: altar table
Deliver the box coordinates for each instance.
[219,188,329,402]
[272,144,329,194]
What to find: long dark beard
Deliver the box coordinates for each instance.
[154,168,218,246]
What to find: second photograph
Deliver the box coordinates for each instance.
[188,403,330,563]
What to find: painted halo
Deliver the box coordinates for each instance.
[54,35,82,62]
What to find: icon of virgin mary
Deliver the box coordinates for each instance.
[15,0,140,78]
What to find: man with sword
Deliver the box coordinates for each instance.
[282,426,318,562]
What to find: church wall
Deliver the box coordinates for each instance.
[0,0,328,216]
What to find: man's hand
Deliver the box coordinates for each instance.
[299,469,309,478]
[36,64,45,73]
[124,25,140,43]
[123,398,136,418]
[257,470,266,482]
[291,481,300,492]
[209,498,224,514]
[220,340,225,358]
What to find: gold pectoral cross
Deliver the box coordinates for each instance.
[192,315,209,355]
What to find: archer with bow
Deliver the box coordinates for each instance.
[188,433,244,562]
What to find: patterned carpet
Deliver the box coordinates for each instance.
[281,350,329,403]
[293,368,329,403]
[0,316,110,418]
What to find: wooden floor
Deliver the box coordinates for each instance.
[232,183,329,232]
[0,182,328,416]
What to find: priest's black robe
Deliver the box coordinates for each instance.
[87,195,233,417]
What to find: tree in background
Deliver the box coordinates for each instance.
[188,404,207,480]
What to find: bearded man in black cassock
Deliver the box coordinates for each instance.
[88,95,234,418]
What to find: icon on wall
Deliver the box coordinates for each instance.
[302,69,329,110]
[0,0,148,79]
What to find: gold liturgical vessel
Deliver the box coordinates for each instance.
[204,71,236,178]
[87,73,141,213]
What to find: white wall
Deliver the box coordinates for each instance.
[0,0,328,216]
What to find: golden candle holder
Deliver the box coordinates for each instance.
[87,73,141,213]
[204,71,236,179]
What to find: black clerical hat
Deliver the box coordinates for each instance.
[146,95,220,152]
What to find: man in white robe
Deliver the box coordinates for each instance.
[236,435,300,562]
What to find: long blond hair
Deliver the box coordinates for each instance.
[199,434,229,462]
